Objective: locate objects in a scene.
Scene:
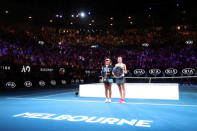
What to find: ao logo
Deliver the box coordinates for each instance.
[24,81,32,87]
[165,68,178,75]
[6,82,16,88]
[21,66,31,73]
[51,80,56,86]
[39,80,46,87]
[134,69,145,76]
[149,69,161,76]
[182,68,195,75]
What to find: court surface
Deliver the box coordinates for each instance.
[1,84,197,131]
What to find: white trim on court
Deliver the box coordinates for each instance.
[6,97,197,107]
[34,91,76,98]
[8,89,77,98]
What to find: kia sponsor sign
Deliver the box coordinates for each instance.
[165,68,178,75]
[39,80,46,87]
[182,68,195,75]
[50,80,56,86]
[134,69,146,76]
[149,69,161,76]
[24,81,32,87]
[6,82,16,88]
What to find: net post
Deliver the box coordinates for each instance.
[149,78,152,83]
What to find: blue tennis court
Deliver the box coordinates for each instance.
[1,84,197,131]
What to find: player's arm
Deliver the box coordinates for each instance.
[124,64,127,74]
[112,64,117,76]
[101,66,105,80]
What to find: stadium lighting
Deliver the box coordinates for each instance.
[88,11,91,15]
[5,10,9,14]
[55,14,63,18]
[177,25,181,30]
[49,19,53,23]
[80,12,86,18]
[59,15,63,18]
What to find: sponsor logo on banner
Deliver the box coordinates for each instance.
[142,43,149,47]
[182,68,195,75]
[21,65,31,73]
[134,69,145,76]
[149,69,161,76]
[59,68,65,75]
[13,112,153,127]
[85,70,91,74]
[165,68,178,75]
[0,66,11,71]
[85,70,97,74]
[24,81,32,87]
[50,80,56,86]
[39,80,46,86]
[76,79,80,83]
[40,68,53,72]
[61,80,67,85]
[80,79,84,83]
[185,40,193,45]
[6,82,16,88]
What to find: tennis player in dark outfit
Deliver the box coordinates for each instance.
[101,58,113,103]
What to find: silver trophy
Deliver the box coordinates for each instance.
[113,66,124,78]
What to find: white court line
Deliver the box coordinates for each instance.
[34,91,76,98]
[10,89,77,98]
[6,97,197,107]
[180,92,197,94]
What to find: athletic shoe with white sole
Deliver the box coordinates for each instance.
[108,99,111,103]
[122,99,126,103]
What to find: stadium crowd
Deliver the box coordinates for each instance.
[0,25,197,70]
